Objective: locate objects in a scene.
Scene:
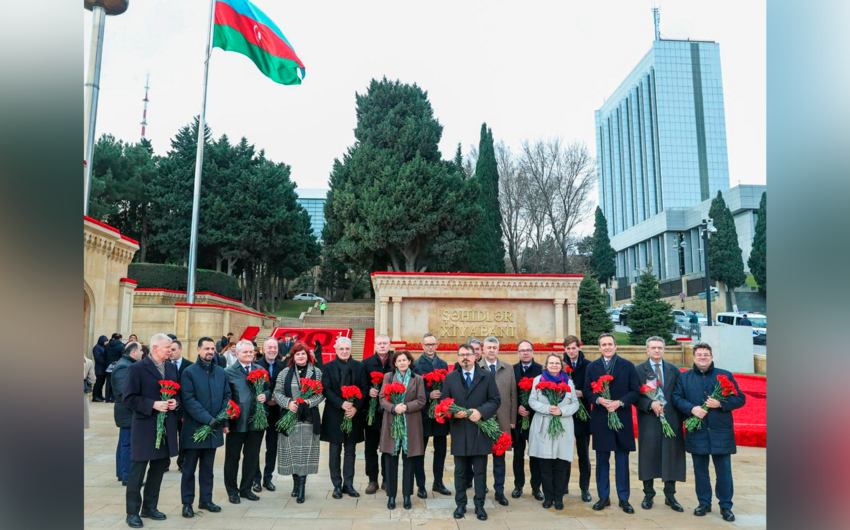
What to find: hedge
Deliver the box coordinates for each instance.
[128,263,241,300]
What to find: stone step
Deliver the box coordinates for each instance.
[322,302,375,318]
[350,329,367,360]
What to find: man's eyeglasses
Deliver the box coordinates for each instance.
[423,343,438,347]
[457,352,475,358]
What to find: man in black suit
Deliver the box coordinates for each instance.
[584,333,640,514]
[121,333,179,528]
[360,333,393,494]
[564,335,593,502]
[169,340,191,472]
[412,333,452,498]
[442,343,501,522]
[511,339,543,500]
[253,338,286,493]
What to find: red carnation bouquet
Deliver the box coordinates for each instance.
[591,375,623,431]
[382,382,408,440]
[423,369,448,419]
[193,399,240,442]
[366,371,385,426]
[640,382,676,438]
[434,397,510,455]
[276,379,323,435]
[684,374,738,432]
[535,379,571,439]
[246,369,270,430]
[492,431,513,456]
[517,377,535,432]
[155,380,179,449]
[340,385,362,434]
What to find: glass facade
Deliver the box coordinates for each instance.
[295,189,328,242]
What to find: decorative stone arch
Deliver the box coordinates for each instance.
[84,279,96,359]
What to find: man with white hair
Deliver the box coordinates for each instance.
[478,336,516,506]
[253,338,286,493]
[360,333,394,494]
[122,333,179,528]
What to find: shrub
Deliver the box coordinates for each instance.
[128,263,241,300]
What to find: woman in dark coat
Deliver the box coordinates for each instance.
[379,350,426,510]
[564,337,592,502]
[92,335,109,402]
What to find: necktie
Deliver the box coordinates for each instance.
[171,360,176,365]
[654,362,663,386]
[465,372,472,389]
[489,364,496,373]
[572,361,577,369]
[269,364,274,379]
[244,365,250,376]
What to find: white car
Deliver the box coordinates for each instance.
[292,293,326,303]
[716,311,767,342]
[670,309,708,325]
[606,308,621,323]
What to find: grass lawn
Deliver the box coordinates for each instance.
[271,301,315,318]
[746,274,759,288]
[611,330,631,345]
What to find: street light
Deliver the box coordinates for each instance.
[699,219,716,326]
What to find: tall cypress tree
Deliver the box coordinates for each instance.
[466,123,506,272]
[588,207,616,285]
[748,192,767,292]
[628,269,674,346]
[708,191,746,308]
[577,274,614,345]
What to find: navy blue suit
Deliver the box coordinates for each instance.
[512,360,543,492]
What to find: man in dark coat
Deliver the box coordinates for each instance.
[442,343,501,522]
[179,337,232,518]
[511,339,543,500]
[636,337,686,512]
[360,333,393,494]
[121,334,179,528]
[412,333,451,497]
[253,338,286,492]
[169,340,192,472]
[105,333,125,402]
[564,335,593,502]
[92,335,109,402]
[584,333,640,514]
[478,337,516,507]
[112,341,143,485]
[321,337,366,498]
[673,342,746,522]
[224,340,271,504]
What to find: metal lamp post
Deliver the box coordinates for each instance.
[700,219,715,326]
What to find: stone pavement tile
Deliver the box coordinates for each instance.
[83,514,123,528]
[425,498,496,509]
[192,516,278,529]
[456,520,509,530]
[646,515,732,528]
[730,514,767,527]
[392,508,456,520]
[578,515,662,529]
[504,517,585,530]
[84,503,108,515]
[318,509,392,520]
[273,519,355,530]
[351,520,411,530]
[409,518,460,530]
[243,506,320,518]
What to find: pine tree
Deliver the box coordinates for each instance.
[748,192,766,292]
[628,269,674,346]
[588,207,616,284]
[577,274,614,345]
[708,191,746,308]
[466,123,506,272]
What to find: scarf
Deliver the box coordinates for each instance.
[282,364,321,436]
[541,369,569,386]
[393,368,411,456]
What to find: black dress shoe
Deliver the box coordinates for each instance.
[721,508,735,522]
[182,504,194,518]
[619,500,635,514]
[332,486,343,499]
[453,504,466,519]
[252,481,262,493]
[263,480,276,492]
[140,508,166,520]
[641,495,654,509]
[554,501,564,511]
[475,505,488,521]
[417,487,427,499]
[581,490,592,502]
[592,497,611,511]
[122,480,128,486]
[199,501,221,512]
[511,487,522,498]
[542,499,553,509]
[177,466,183,473]
[694,504,712,516]
[240,491,260,501]
[665,496,684,512]
[403,496,412,510]
[126,514,143,528]
[228,494,240,504]
[93,398,105,403]
[387,497,396,510]
[380,481,386,491]
[432,482,451,495]
[533,489,544,501]
[495,491,509,506]
[342,485,360,498]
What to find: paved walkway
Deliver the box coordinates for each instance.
[85,404,766,529]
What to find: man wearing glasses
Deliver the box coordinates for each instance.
[412,333,452,497]
[511,340,543,500]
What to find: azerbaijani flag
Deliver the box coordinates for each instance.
[213,0,305,85]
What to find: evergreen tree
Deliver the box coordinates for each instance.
[628,269,674,346]
[466,123,506,273]
[577,274,614,345]
[707,191,746,308]
[588,207,616,284]
[748,192,767,292]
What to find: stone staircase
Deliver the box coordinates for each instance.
[321,302,375,318]
[350,329,368,360]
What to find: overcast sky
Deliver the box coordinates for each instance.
[84,0,765,206]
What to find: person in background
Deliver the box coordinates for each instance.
[128,334,138,343]
[112,342,143,486]
[222,343,238,367]
[84,355,96,429]
[253,338,286,493]
[738,314,752,326]
[688,313,700,340]
[105,333,125,402]
[313,340,324,369]
[564,335,593,502]
[511,339,543,501]
[92,335,109,402]
[217,333,233,354]
[320,301,327,315]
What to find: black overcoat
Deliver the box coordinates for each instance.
[93,336,108,376]
[583,355,640,452]
[111,353,136,428]
[122,356,180,461]
[360,353,393,432]
[225,362,271,433]
[566,351,592,437]
[321,359,366,444]
[673,363,746,456]
[636,359,686,482]
[180,358,232,450]
[105,338,125,364]
[256,358,287,426]
[441,368,501,456]
[512,360,543,441]
[412,353,450,437]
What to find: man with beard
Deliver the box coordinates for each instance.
[253,338,286,493]
[412,333,452,498]
[361,334,393,494]
[511,339,543,501]
[563,335,593,502]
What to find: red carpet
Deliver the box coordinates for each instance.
[631,374,766,448]
[362,328,375,359]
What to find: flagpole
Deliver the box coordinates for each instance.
[187,0,216,304]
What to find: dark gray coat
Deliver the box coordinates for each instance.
[513,360,543,441]
[584,355,640,452]
[321,359,366,444]
[636,359,686,482]
[111,353,137,429]
[441,367,501,456]
[225,362,271,433]
[360,353,393,431]
[122,356,179,462]
[412,353,449,437]
[180,358,232,449]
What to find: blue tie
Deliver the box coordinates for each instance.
[465,372,472,389]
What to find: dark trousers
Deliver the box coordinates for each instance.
[254,426,279,483]
[181,448,216,505]
[414,435,447,487]
[643,479,676,498]
[512,433,541,491]
[692,453,734,509]
[491,453,506,493]
[565,433,591,492]
[175,420,185,468]
[126,458,169,516]
[364,429,386,483]
[93,374,106,400]
[105,376,114,401]
[539,458,569,502]
[224,430,263,496]
[329,438,358,488]
[386,451,419,497]
[115,428,132,481]
[596,450,630,501]
[454,455,487,507]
